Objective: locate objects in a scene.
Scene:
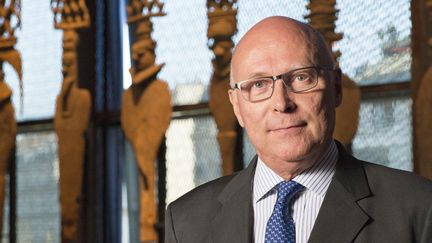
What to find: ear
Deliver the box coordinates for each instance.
[228,89,245,127]
[333,68,342,107]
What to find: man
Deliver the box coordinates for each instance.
[165,16,432,243]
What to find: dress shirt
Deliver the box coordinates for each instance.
[253,141,338,243]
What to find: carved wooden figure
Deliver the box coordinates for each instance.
[207,0,239,175]
[0,55,20,236]
[306,0,361,147]
[414,0,432,178]
[0,80,15,232]
[54,30,91,242]
[122,1,171,242]
[0,0,20,235]
[51,1,91,242]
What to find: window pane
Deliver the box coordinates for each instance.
[352,96,413,171]
[234,0,308,43]
[16,131,60,242]
[336,0,411,85]
[6,0,62,121]
[152,0,212,105]
[165,116,221,204]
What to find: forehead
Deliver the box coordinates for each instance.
[232,27,315,80]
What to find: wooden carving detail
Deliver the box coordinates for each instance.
[51,1,91,242]
[122,1,171,241]
[306,0,361,147]
[414,0,432,178]
[51,0,90,30]
[0,0,21,235]
[207,0,239,175]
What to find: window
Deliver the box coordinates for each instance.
[336,0,412,170]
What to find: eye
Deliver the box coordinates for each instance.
[240,78,272,92]
[253,80,265,88]
[294,73,310,82]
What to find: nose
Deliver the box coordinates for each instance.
[272,79,296,113]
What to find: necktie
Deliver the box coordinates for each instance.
[264,180,304,243]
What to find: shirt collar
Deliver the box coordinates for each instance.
[253,140,338,202]
[253,156,284,203]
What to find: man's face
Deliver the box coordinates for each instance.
[229,28,341,166]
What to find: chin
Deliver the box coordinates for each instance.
[277,139,323,162]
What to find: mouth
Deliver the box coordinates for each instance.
[269,122,307,134]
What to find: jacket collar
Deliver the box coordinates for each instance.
[308,142,372,242]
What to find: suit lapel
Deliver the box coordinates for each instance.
[209,157,257,243]
[308,144,371,243]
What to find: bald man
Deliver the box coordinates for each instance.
[164,17,432,243]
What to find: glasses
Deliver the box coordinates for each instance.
[231,66,330,102]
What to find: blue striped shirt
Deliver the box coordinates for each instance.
[253,141,338,243]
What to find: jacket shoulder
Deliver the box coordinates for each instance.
[170,173,236,207]
[167,172,240,225]
[355,161,432,242]
[165,173,239,243]
[362,161,432,197]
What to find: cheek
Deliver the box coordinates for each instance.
[304,94,333,138]
[239,102,267,126]
[239,103,269,143]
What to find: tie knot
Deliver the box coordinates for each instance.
[275,180,304,205]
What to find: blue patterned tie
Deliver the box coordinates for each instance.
[264,180,304,243]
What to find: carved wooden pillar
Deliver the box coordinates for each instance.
[305,0,361,148]
[122,1,172,242]
[51,1,91,242]
[0,0,21,236]
[207,0,240,175]
[413,0,432,179]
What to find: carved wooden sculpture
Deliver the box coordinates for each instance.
[207,0,239,175]
[414,0,432,178]
[0,0,21,235]
[0,1,22,235]
[306,0,361,147]
[51,1,91,242]
[122,1,171,242]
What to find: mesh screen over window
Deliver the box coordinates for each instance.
[6,0,63,121]
[352,96,413,171]
[15,131,60,243]
[336,0,411,85]
[165,116,221,204]
[234,0,308,43]
[152,0,212,105]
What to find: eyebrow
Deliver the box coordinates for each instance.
[247,72,271,79]
[246,64,315,79]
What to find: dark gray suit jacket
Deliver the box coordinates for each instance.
[165,145,432,243]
